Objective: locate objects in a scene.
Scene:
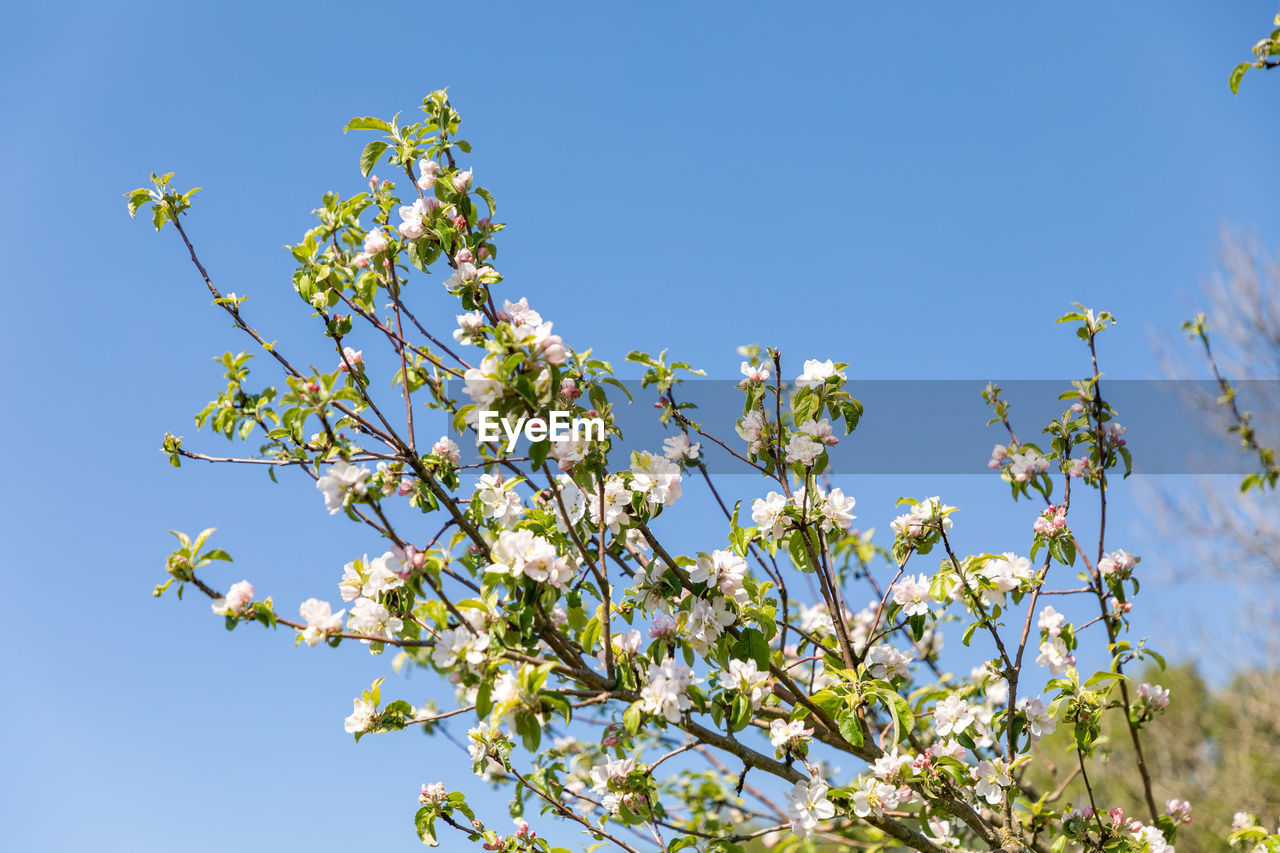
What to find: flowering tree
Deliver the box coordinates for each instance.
[129,92,1271,853]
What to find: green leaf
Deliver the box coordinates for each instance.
[345,116,392,133]
[360,140,389,177]
[1231,61,1251,95]
[475,186,496,218]
[837,707,864,748]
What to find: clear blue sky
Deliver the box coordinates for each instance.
[3,2,1278,850]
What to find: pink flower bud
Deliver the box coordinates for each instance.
[397,477,414,497]
[453,170,472,192]
[560,378,580,399]
[477,246,490,259]
[455,247,475,264]
[452,214,468,230]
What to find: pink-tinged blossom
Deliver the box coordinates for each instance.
[1099,549,1137,577]
[737,410,768,454]
[299,598,345,646]
[453,169,473,192]
[689,550,749,605]
[891,573,934,617]
[988,444,1008,469]
[453,310,485,344]
[1033,504,1068,537]
[784,431,824,466]
[432,436,461,464]
[1137,682,1171,712]
[461,357,504,408]
[211,580,254,616]
[338,346,363,372]
[740,361,770,383]
[418,782,447,804]
[362,228,389,255]
[1008,449,1049,482]
[1017,696,1057,740]
[799,417,839,446]
[649,612,677,640]
[1165,798,1192,824]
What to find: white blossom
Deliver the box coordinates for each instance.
[973,759,1012,804]
[640,659,696,722]
[726,659,771,708]
[663,433,701,462]
[689,550,749,605]
[751,491,789,539]
[933,695,974,737]
[344,697,376,734]
[850,776,899,818]
[475,473,522,526]
[890,574,934,618]
[1017,696,1057,740]
[795,359,846,388]
[787,776,836,838]
[769,718,813,749]
[316,461,370,515]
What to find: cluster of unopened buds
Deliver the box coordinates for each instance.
[1166,798,1193,824]
[559,378,580,399]
[418,781,447,805]
[1102,422,1127,446]
[1033,504,1068,536]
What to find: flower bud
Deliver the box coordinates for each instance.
[455,247,475,264]
[453,170,472,192]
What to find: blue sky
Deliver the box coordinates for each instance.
[3,2,1279,850]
